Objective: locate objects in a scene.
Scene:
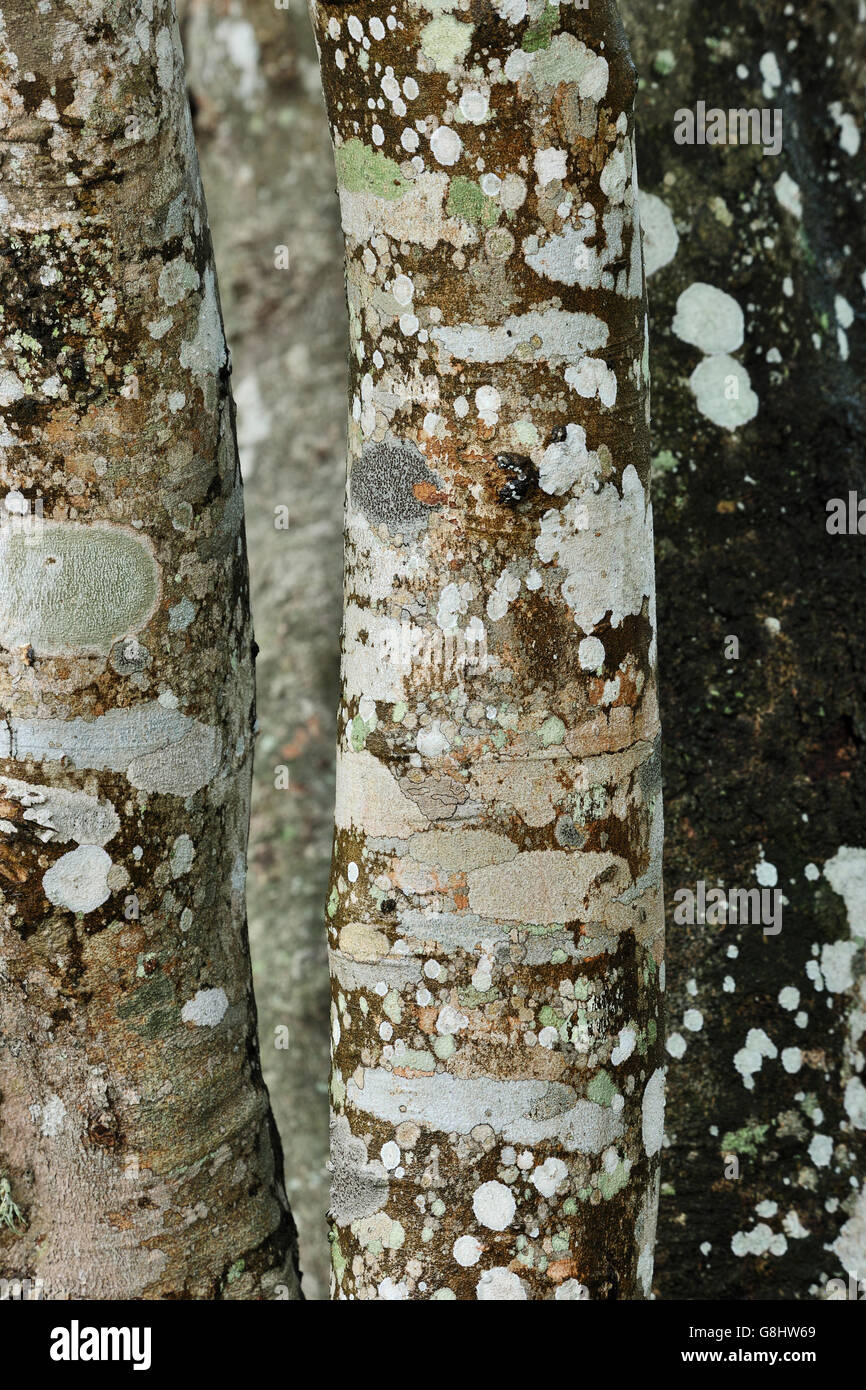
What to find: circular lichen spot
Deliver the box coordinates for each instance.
[0,522,159,656]
[349,438,443,535]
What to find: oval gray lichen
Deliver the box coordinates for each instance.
[0,523,159,656]
[350,438,442,534]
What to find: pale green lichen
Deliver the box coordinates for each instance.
[599,1160,631,1199]
[0,523,159,656]
[446,177,499,227]
[721,1122,770,1156]
[587,1070,616,1107]
[523,3,559,52]
[335,139,409,201]
[0,1176,23,1230]
[420,15,473,70]
[540,715,566,746]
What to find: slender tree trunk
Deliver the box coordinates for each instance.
[0,0,300,1299]
[620,0,866,1301]
[312,0,664,1300]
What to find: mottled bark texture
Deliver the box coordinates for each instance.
[178,0,341,1302]
[0,0,300,1298]
[312,0,665,1300]
[618,0,866,1301]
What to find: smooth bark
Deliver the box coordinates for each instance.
[0,0,300,1298]
[312,0,664,1300]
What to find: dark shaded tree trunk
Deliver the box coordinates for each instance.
[620,0,866,1299]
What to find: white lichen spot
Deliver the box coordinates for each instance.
[734,1028,777,1089]
[169,833,195,878]
[460,88,488,123]
[475,384,501,425]
[158,256,200,306]
[732,1223,787,1258]
[37,1094,67,1138]
[578,635,605,671]
[453,1234,482,1266]
[535,464,654,631]
[555,1279,590,1300]
[380,1141,400,1171]
[42,845,112,914]
[179,267,227,383]
[755,859,778,887]
[486,569,521,621]
[638,190,679,277]
[181,987,229,1027]
[416,721,451,758]
[430,125,462,166]
[534,147,567,185]
[759,51,782,98]
[155,26,175,92]
[829,101,861,156]
[641,1068,665,1156]
[472,1180,516,1230]
[476,1267,526,1300]
[808,1133,833,1168]
[774,171,803,219]
[530,1156,567,1197]
[844,1077,866,1130]
[672,283,745,355]
[564,358,617,409]
[689,356,759,431]
[611,1026,636,1064]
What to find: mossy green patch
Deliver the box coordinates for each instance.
[540,715,566,746]
[522,2,559,52]
[329,1229,347,1280]
[598,1161,630,1200]
[446,177,499,227]
[720,1122,770,1157]
[587,1069,616,1107]
[420,14,474,70]
[335,138,409,201]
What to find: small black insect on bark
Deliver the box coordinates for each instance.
[495,452,538,507]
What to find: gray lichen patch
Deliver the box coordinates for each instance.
[349,438,443,536]
[42,845,113,915]
[329,1113,390,1226]
[0,775,119,846]
[0,523,159,657]
[2,701,221,798]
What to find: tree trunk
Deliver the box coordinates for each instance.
[0,0,300,1299]
[312,0,665,1300]
[619,0,866,1301]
